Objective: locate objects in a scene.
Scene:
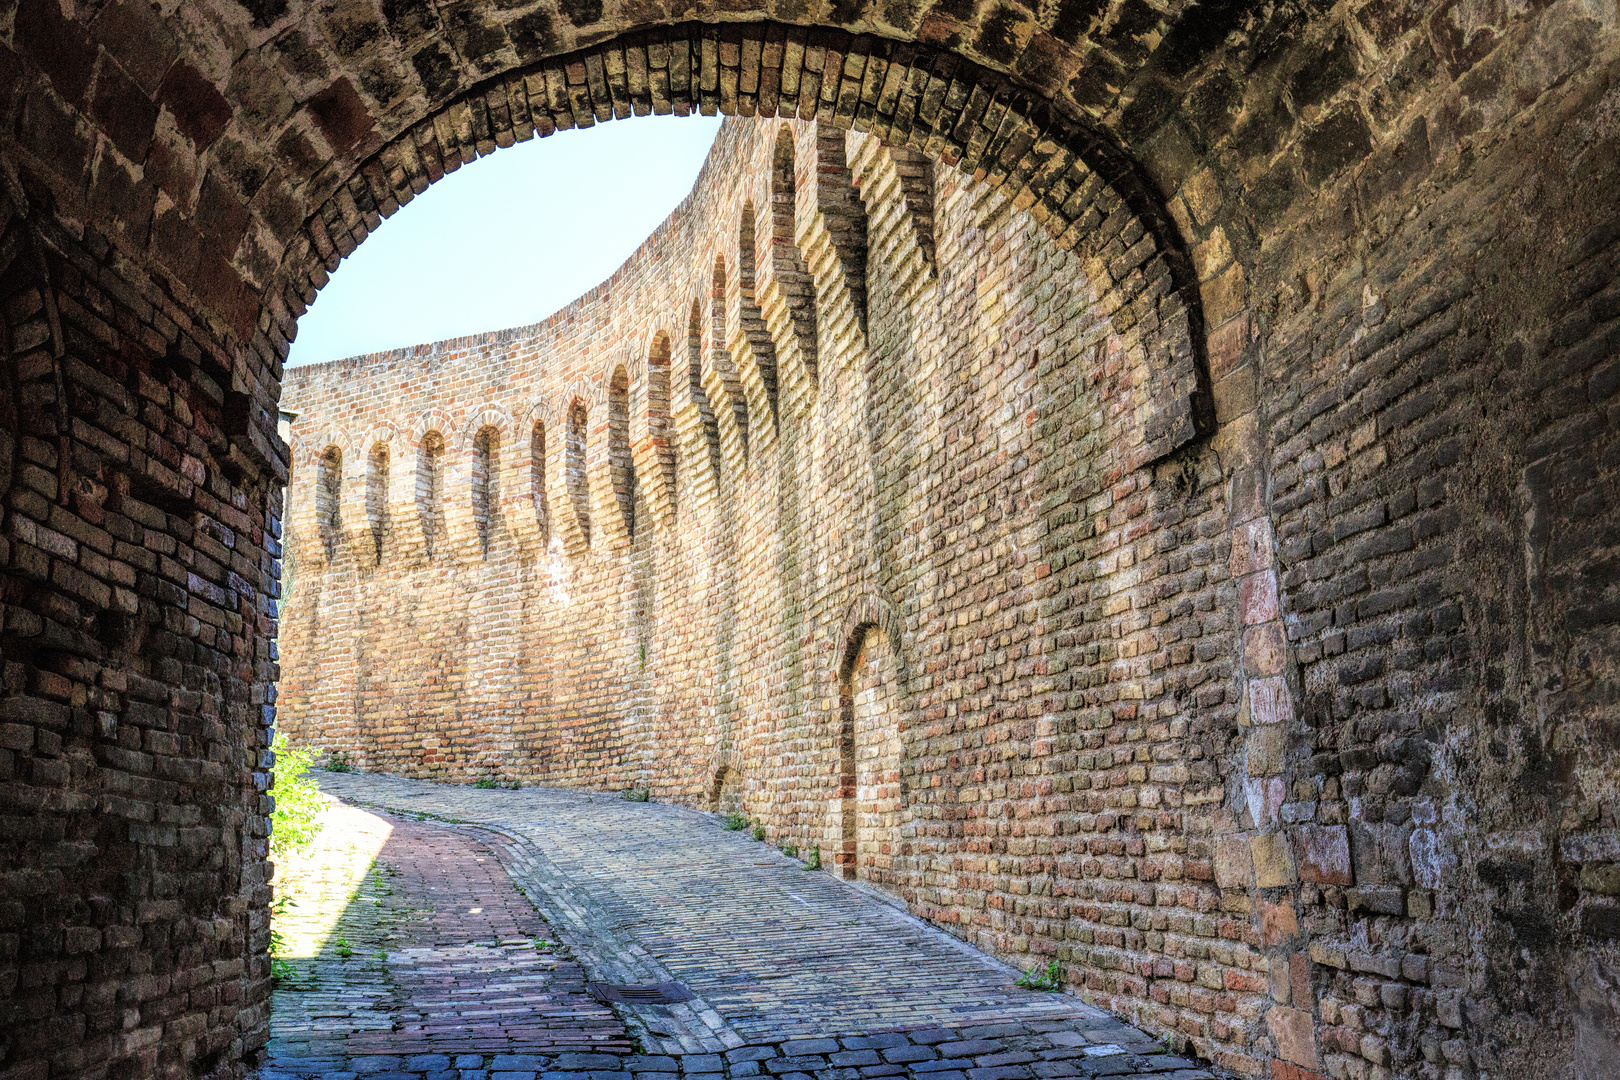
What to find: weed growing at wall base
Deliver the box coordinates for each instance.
[270,735,328,858]
[1016,960,1062,991]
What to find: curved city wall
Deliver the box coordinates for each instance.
[281,115,1246,1051]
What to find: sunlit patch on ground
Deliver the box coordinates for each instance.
[273,802,393,958]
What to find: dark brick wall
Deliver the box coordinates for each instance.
[0,210,279,1077]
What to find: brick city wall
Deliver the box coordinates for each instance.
[1,0,1618,1078]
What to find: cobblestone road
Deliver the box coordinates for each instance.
[264,773,1215,1080]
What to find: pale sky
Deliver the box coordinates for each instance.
[286,115,725,367]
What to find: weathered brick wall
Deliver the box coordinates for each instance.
[281,112,1248,1057]
[0,209,280,1076]
[279,49,1620,1074]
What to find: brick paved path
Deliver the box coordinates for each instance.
[270,802,627,1059]
[264,774,1215,1080]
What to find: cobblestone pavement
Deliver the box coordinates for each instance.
[263,773,1215,1080]
[270,802,627,1058]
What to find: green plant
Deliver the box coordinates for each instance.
[503,779,522,789]
[270,736,327,858]
[803,848,821,871]
[271,957,296,982]
[268,896,294,970]
[639,641,647,668]
[752,824,766,841]
[783,845,799,858]
[325,750,351,773]
[723,812,748,831]
[1016,959,1062,991]
[334,937,352,959]
[620,787,651,802]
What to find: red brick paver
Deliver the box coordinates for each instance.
[270,805,629,1057]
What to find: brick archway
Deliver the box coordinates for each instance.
[272,24,1212,472]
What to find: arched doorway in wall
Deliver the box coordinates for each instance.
[837,624,902,884]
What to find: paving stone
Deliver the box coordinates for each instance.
[265,782,1186,1080]
[1030,1063,1079,1078]
[554,1055,627,1070]
[829,1050,881,1066]
[765,1055,828,1073]
[680,1055,726,1073]
[626,1057,680,1072]
[974,1053,1036,1068]
[907,1032,958,1046]
[780,1040,842,1056]
[354,1059,406,1073]
[411,1057,455,1071]
[966,1068,1032,1080]
[840,1035,911,1050]
[936,1042,1001,1058]
[912,1059,974,1073]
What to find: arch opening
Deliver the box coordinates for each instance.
[566,400,592,547]
[367,443,389,565]
[417,431,446,560]
[608,367,639,542]
[648,331,676,518]
[531,421,550,547]
[770,125,818,383]
[473,426,501,558]
[317,446,342,562]
[837,623,901,884]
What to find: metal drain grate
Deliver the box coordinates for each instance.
[587,981,696,1005]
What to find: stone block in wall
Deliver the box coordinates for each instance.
[1215,834,1254,889]
[1251,832,1297,888]
[1294,825,1353,885]
[1266,1005,1319,1069]
[1349,820,1413,886]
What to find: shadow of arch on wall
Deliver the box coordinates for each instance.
[274,22,1214,475]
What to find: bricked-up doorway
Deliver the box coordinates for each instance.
[837,625,900,882]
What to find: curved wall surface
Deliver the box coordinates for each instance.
[281,112,1245,1050]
